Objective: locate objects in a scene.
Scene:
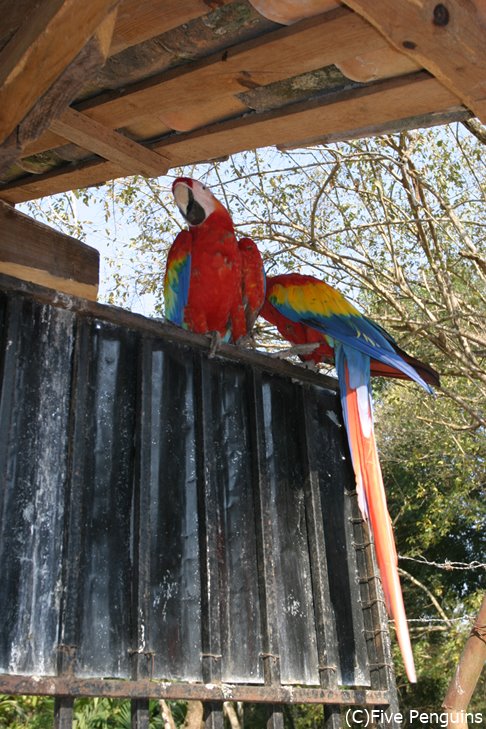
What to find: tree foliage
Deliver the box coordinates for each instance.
[16,122,486,723]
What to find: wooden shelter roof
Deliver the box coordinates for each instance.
[0,0,484,205]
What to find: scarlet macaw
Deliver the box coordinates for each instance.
[164,177,265,343]
[261,272,440,683]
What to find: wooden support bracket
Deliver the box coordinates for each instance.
[340,0,486,123]
[0,0,120,146]
[50,108,170,177]
[0,1,120,174]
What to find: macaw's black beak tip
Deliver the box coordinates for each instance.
[175,188,204,227]
[185,192,206,226]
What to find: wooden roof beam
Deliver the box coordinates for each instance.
[0,72,462,204]
[37,6,424,139]
[110,0,233,56]
[340,0,486,123]
[50,108,170,177]
[22,5,425,156]
[0,0,120,147]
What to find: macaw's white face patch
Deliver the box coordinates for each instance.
[174,179,216,227]
[173,182,190,215]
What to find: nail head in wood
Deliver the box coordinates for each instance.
[433,4,450,26]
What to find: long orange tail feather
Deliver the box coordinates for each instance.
[344,368,417,683]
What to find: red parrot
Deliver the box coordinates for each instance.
[261,272,440,683]
[164,177,265,343]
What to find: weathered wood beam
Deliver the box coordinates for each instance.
[152,72,461,162]
[340,0,486,123]
[248,0,340,25]
[21,4,391,153]
[110,0,233,55]
[249,0,421,83]
[0,9,119,176]
[76,7,416,131]
[336,46,419,83]
[442,595,486,729]
[277,108,470,150]
[20,5,427,155]
[0,0,120,146]
[0,200,99,299]
[0,72,462,203]
[50,107,169,177]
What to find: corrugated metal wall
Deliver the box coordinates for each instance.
[0,277,397,709]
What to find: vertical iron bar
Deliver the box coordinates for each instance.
[131,699,150,729]
[54,697,74,729]
[298,386,341,729]
[266,706,285,729]
[194,353,224,729]
[246,369,281,688]
[323,705,342,729]
[203,702,225,729]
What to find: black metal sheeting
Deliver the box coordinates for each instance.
[0,274,397,707]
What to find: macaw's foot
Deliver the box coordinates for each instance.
[236,334,257,349]
[269,343,320,359]
[208,331,223,358]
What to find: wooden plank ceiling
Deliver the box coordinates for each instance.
[0,0,483,204]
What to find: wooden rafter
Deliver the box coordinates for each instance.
[154,73,461,163]
[24,5,427,148]
[0,72,461,204]
[50,108,169,177]
[341,0,486,123]
[80,7,403,130]
[0,0,120,147]
[0,0,480,201]
[110,0,233,55]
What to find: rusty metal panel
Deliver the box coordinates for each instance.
[0,276,397,702]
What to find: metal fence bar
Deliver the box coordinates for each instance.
[56,317,91,678]
[131,699,150,729]
[0,673,391,703]
[54,697,74,729]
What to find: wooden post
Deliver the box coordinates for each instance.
[442,595,486,728]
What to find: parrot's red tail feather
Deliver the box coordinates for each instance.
[344,369,417,683]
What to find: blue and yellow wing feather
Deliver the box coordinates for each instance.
[164,230,192,327]
[268,277,432,392]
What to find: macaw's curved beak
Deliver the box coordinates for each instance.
[173,181,206,226]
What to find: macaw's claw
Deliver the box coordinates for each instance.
[269,343,321,359]
[208,331,223,358]
[236,334,257,349]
